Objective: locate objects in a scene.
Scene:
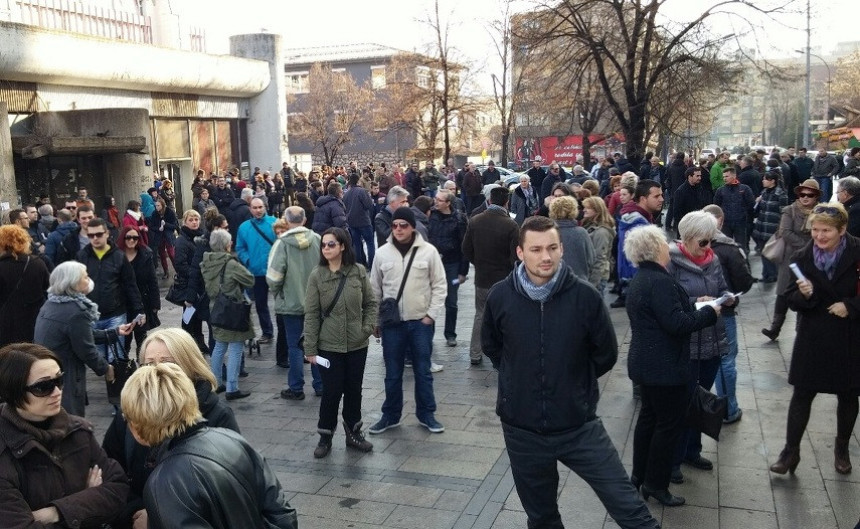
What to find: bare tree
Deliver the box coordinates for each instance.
[832,50,860,111]
[289,63,373,167]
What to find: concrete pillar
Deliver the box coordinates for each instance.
[230,34,288,172]
[141,0,181,49]
[0,102,19,213]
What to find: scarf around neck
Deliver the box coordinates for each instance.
[126,209,141,221]
[1,404,71,451]
[516,261,563,302]
[812,235,847,280]
[47,292,100,322]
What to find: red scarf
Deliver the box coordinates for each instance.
[678,242,714,267]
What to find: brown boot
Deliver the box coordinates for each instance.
[835,437,852,474]
[770,446,800,474]
[314,428,334,459]
[344,421,373,452]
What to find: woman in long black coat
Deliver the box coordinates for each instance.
[174,209,207,353]
[0,225,50,347]
[770,202,860,476]
[624,224,718,507]
[117,225,160,354]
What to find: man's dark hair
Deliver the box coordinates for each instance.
[87,218,107,231]
[0,343,62,409]
[489,187,510,206]
[518,215,557,247]
[413,195,433,214]
[684,167,701,177]
[634,179,660,202]
[56,209,73,222]
[76,205,94,219]
[7,208,24,224]
[723,167,736,177]
[348,173,359,186]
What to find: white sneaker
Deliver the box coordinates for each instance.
[430,363,444,373]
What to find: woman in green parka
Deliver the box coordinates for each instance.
[200,229,255,401]
[303,227,378,459]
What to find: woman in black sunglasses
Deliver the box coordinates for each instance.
[0,343,128,526]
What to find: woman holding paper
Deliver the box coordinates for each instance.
[770,202,860,475]
[303,227,378,459]
[667,211,734,484]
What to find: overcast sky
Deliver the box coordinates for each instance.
[191,0,855,83]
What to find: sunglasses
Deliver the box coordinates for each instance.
[814,205,841,215]
[87,232,106,239]
[322,241,340,248]
[125,235,140,241]
[26,374,64,397]
[698,239,715,248]
[391,222,411,229]
[798,193,817,198]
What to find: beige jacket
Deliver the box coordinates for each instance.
[370,233,447,323]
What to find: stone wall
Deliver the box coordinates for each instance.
[310,150,404,168]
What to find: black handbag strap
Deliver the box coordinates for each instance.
[250,221,274,246]
[0,256,30,312]
[322,273,348,320]
[395,248,418,303]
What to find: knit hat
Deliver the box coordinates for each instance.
[794,178,821,197]
[392,207,416,228]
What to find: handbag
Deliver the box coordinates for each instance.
[165,276,185,306]
[105,339,138,406]
[684,334,727,440]
[210,261,252,332]
[761,232,786,264]
[378,248,417,327]
[299,272,348,350]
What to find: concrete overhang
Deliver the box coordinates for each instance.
[12,135,148,158]
[0,21,270,98]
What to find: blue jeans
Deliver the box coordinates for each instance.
[442,261,461,340]
[715,315,739,418]
[674,355,721,465]
[282,314,322,393]
[349,225,376,268]
[815,175,833,202]
[211,340,243,392]
[252,276,273,337]
[93,314,127,362]
[380,320,437,423]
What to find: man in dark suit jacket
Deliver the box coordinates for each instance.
[462,186,519,366]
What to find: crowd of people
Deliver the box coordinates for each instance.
[0,147,859,528]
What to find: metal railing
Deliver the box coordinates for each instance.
[16,0,153,43]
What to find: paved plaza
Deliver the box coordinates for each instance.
[83,252,860,529]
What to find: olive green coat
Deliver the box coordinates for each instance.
[201,251,256,343]
[303,264,378,357]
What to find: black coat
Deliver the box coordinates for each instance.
[174,226,203,305]
[671,182,712,229]
[227,199,251,240]
[77,244,143,318]
[211,186,235,215]
[144,424,297,529]
[665,159,688,195]
[312,195,348,234]
[482,265,618,434]
[187,231,212,318]
[844,195,860,238]
[710,235,755,317]
[146,207,178,251]
[0,254,50,347]
[739,166,762,197]
[626,261,718,386]
[785,235,860,393]
[128,245,161,317]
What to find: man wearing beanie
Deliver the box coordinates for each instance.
[368,206,448,434]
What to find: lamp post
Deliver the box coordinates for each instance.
[795,49,832,146]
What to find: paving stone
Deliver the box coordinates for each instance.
[718,508,779,529]
[384,504,459,529]
[318,478,443,508]
[289,492,396,524]
[718,466,775,512]
[398,455,495,480]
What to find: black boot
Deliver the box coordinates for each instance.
[344,421,373,452]
[314,428,334,459]
[762,312,786,341]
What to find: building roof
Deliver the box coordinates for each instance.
[283,43,408,66]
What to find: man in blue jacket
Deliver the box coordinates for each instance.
[236,197,276,343]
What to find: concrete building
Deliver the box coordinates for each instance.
[0,0,287,215]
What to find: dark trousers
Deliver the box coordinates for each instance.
[316,348,368,432]
[252,275,273,337]
[442,261,461,339]
[349,225,376,268]
[785,387,859,446]
[275,314,287,365]
[181,310,208,354]
[502,420,658,529]
[633,384,688,490]
[721,221,749,253]
[674,356,721,466]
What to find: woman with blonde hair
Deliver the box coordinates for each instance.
[581,196,615,296]
[103,328,238,529]
[0,224,50,346]
[548,196,595,281]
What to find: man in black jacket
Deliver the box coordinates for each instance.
[482,216,659,529]
[428,189,469,347]
[211,176,236,216]
[77,218,143,363]
[671,167,712,237]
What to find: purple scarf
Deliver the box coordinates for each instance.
[812,235,847,280]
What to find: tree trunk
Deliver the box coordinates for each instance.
[581,136,592,171]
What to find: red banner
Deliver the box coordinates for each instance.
[515,135,613,165]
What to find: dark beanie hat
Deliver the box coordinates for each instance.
[392,206,416,228]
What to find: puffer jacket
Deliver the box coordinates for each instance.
[144,424,297,529]
[266,226,320,315]
[667,243,730,360]
[0,405,128,528]
[427,208,469,274]
[235,215,276,276]
[174,226,202,304]
[312,195,348,234]
[201,251,255,342]
[482,264,617,434]
[44,221,78,265]
[303,264,378,356]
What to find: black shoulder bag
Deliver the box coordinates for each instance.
[210,261,252,332]
[378,248,418,327]
[684,330,728,440]
[299,272,347,350]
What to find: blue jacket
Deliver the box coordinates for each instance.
[236,215,276,276]
[343,186,374,228]
[45,221,78,264]
[617,202,652,282]
[140,193,155,218]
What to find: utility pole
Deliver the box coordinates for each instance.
[802,0,811,149]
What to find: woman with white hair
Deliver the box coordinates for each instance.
[667,210,735,483]
[624,224,719,507]
[33,261,134,416]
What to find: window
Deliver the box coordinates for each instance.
[416,66,430,89]
[285,71,309,94]
[371,65,386,89]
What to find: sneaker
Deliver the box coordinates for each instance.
[446,338,457,347]
[225,390,250,401]
[280,389,305,400]
[257,335,273,344]
[724,408,743,424]
[430,363,444,373]
[368,416,402,434]
[418,417,445,433]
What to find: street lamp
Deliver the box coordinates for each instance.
[796,49,832,146]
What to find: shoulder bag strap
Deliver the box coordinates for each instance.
[322,273,348,320]
[250,221,274,246]
[0,256,29,312]
[395,248,418,303]
[218,261,229,295]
